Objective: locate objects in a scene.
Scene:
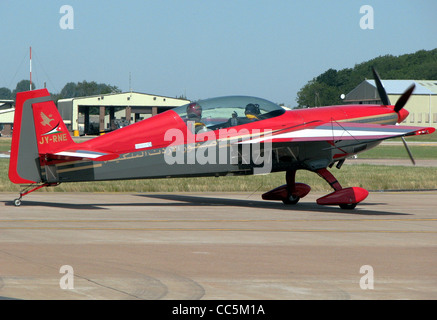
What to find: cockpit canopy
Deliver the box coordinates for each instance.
[173,96,285,133]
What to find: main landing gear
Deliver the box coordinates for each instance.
[261,170,311,205]
[262,168,369,209]
[13,183,59,207]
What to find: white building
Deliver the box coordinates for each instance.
[57,92,190,135]
[0,100,15,136]
[344,80,437,128]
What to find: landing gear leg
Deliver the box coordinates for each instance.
[262,169,311,205]
[282,170,300,204]
[315,168,368,209]
[316,168,343,192]
[13,183,59,207]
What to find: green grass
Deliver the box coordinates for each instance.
[1,158,437,193]
[359,145,437,159]
[0,138,11,152]
[403,133,437,142]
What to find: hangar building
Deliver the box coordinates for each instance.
[57,92,190,135]
[0,99,15,136]
[344,80,437,128]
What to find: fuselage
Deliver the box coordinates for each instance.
[44,99,402,183]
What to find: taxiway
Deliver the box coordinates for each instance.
[0,191,436,299]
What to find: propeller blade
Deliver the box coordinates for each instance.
[372,67,391,105]
[401,136,416,165]
[394,84,415,112]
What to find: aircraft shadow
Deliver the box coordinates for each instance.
[138,194,411,216]
[2,200,108,210]
[1,195,411,216]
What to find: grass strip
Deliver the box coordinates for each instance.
[1,159,436,193]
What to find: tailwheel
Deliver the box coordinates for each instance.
[14,198,22,207]
[13,182,59,207]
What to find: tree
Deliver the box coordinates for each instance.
[57,81,122,114]
[295,48,437,108]
[316,68,339,87]
[11,80,35,98]
[59,81,121,99]
[296,81,340,108]
[60,82,78,98]
[0,87,12,99]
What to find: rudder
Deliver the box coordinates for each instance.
[9,89,74,184]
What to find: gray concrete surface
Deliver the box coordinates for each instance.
[347,158,437,167]
[0,191,436,300]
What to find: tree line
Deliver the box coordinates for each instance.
[295,48,437,108]
[0,80,121,101]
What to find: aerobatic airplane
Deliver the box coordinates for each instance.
[8,69,435,208]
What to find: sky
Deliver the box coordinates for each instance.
[1,0,436,107]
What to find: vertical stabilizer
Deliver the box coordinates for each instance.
[9,89,74,184]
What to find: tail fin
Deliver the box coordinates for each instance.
[9,89,75,184]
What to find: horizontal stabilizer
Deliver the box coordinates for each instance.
[45,150,119,162]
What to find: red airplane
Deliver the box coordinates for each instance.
[8,69,435,208]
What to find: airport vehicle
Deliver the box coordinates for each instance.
[8,69,435,208]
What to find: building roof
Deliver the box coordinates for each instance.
[0,100,14,112]
[344,79,437,103]
[415,80,437,94]
[57,91,190,107]
[365,80,437,95]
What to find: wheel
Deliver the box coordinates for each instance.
[282,195,300,205]
[14,198,22,207]
[339,203,357,210]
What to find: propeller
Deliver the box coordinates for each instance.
[372,67,390,105]
[394,83,415,112]
[371,67,416,165]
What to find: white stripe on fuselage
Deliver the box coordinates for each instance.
[239,128,408,144]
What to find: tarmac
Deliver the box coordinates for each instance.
[0,191,436,300]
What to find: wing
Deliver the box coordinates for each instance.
[239,122,435,145]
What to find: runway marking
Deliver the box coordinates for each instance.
[0,226,435,233]
[0,218,436,223]
[1,218,435,233]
